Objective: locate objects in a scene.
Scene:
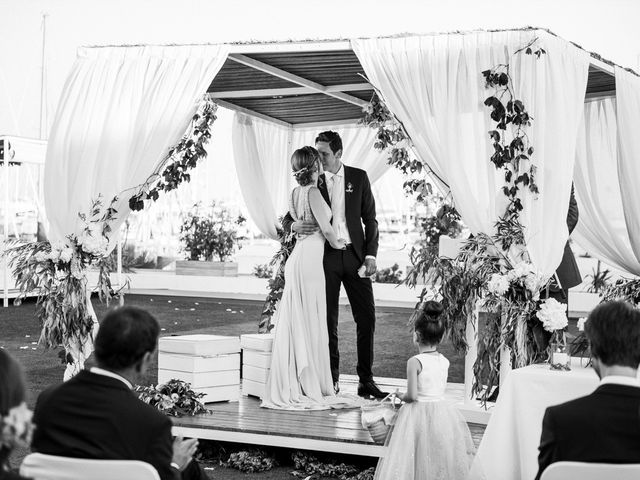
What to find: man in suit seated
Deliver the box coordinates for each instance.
[32,306,206,480]
[536,301,640,479]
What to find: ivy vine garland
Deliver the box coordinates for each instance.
[129,98,218,212]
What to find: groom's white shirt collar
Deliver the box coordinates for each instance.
[324,163,344,179]
[90,366,133,389]
[599,375,640,388]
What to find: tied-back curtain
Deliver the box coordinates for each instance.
[232,113,292,240]
[352,30,590,277]
[573,73,640,276]
[232,115,390,239]
[44,44,229,247]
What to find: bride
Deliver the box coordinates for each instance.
[261,146,348,410]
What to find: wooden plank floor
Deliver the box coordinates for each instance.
[172,376,486,457]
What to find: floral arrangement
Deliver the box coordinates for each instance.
[135,379,210,417]
[536,298,569,332]
[129,99,218,212]
[292,450,374,480]
[601,278,640,305]
[0,402,34,450]
[221,449,277,473]
[258,219,296,333]
[179,202,246,262]
[3,196,122,371]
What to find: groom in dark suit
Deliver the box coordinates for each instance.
[285,131,386,399]
[536,301,640,479]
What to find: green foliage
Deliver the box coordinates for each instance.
[586,261,611,294]
[374,263,403,284]
[221,449,277,473]
[601,278,640,304]
[129,99,217,212]
[179,202,246,262]
[135,379,210,417]
[291,451,374,480]
[252,263,274,279]
[3,196,123,357]
[258,218,296,333]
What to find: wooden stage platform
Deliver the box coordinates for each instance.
[172,376,487,457]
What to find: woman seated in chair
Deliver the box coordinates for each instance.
[0,349,33,480]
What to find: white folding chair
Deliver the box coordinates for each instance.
[20,453,160,480]
[541,461,640,480]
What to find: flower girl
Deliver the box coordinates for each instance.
[374,301,475,480]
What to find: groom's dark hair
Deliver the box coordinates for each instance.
[315,131,343,155]
[585,301,640,368]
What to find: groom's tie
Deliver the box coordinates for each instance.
[319,174,331,207]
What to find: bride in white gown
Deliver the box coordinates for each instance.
[262,146,354,410]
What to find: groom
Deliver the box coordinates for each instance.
[284,131,386,399]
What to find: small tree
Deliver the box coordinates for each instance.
[180,202,246,262]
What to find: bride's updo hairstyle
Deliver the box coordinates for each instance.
[413,300,446,345]
[291,146,320,186]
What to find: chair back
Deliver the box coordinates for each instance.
[20,453,160,480]
[541,461,640,480]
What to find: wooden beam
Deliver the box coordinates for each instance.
[293,118,362,129]
[589,57,615,75]
[228,54,368,108]
[228,41,352,55]
[212,98,293,128]
[211,83,372,99]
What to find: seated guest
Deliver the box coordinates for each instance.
[0,350,33,480]
[32,307,205,480]
[536,301,640,480]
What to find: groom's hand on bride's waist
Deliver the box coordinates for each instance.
[292,220,319,235]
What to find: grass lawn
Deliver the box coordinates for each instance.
[1,293,465,478]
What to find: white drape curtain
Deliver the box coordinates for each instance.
[573,69,640,276]
[44,44,229,247]
[232,115,390,239]
[232,113,292,240]
[352,30,590,277]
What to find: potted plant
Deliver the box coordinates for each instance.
[176,202,246,277]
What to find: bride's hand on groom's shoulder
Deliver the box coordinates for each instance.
[292,220,318,235]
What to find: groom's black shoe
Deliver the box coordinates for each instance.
[357,380,388,399]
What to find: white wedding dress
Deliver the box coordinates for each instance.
[261,185,361,410]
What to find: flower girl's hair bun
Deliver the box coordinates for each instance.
[291,146,320,186]
[413,300,446,345]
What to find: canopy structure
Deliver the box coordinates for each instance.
[208,34,616,128]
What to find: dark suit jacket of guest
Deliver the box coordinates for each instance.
[284,165,379,263]
[555,185,581,291]
[536,383,640,480]
[32,370,178,480]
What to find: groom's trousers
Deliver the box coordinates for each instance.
[324,244,376,384]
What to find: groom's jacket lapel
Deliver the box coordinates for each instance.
[318,173,331,207]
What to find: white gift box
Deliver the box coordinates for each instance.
[158,369,240,388]
[159,334,240,356]
[196,385,240,403]
[243,349,272,369]
[158,352,240,373]
[242,364,270,384]
[242,378,265,399]
[240,333,274,352]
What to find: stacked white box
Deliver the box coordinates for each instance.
[240,333,274,399]
[158,334,241,403]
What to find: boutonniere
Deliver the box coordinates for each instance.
[346,182,354,194]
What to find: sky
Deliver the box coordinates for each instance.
[1,0,639,139]
[1,0,639,236]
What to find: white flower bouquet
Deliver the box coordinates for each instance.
[536,297,569,332]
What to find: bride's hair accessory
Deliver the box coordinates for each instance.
[291,146,320,186]
[1,402,34,449]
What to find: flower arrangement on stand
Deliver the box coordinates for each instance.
[536,297,570,370]
[3,196,123,379]
[0,402,34,450]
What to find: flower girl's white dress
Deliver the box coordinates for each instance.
[374,352,475,480]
